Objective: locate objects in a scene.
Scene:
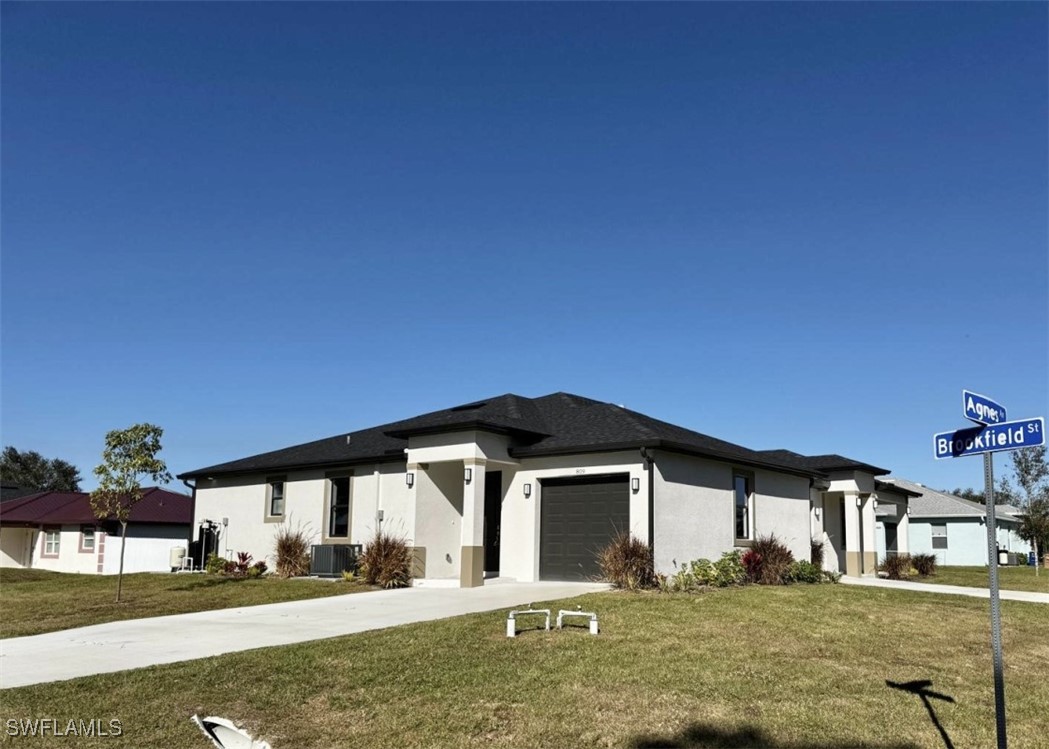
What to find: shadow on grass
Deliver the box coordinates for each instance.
[630,724,921,749]
[885,679,956,749]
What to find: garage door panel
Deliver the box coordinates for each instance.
[539,475,629,581]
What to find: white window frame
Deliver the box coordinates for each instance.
[43,527,61,557]
[79,525,96,553]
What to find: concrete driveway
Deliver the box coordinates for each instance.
[0,580,606,689]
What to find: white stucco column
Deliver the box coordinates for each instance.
[460,459,486,587]
[861,493,877,574]
[897,502,910,554]
[843,491,862,577]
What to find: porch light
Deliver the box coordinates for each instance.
[523,483,532,498]
[631,477,640,493]
[873,499,879,510]
[406,472,415,488]
[856,496,862,507]
[464,468,473,484]
[814,506,821,520]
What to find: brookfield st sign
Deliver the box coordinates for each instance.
[934,417,1045,460]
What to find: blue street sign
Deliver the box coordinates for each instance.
[963,390,1008,426]
[934,417,1045,459]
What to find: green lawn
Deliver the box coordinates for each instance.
[2,585,1047,748]
[0,569,371,639]
[927,565,1049,594]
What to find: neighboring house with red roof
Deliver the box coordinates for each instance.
[0,487,192,574]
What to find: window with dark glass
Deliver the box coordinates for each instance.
[329,476,351,537]
[734,474,752,539]
[269,481,285,517]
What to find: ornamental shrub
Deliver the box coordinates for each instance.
[274,523,311,578]
[785,560,824,584]
[597,532,655,590]
[912,553,937,577]
[879,554,912,580]
[359,530,412,589]
[749,534,795,585]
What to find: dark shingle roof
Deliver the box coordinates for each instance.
[179,392,887,480]
[0,488,192,525]
[755,449,889,476]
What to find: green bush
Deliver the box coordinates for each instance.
[359,530,412,589]
[712,550,746,586]
[205,553,229,575]
[597,532,655,590]
[749,534,795,585]
[785,560,825,584]
[879,554,912,580]
[664,551,746,592]
[912,553,937,577]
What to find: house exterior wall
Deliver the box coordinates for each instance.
[412,461,464,580]
[193,462,411,567]
[28,525,100,574]
[652,451,810,574]
[0,527,34,568]
[499,451,648,583]
[909,517,1027,566]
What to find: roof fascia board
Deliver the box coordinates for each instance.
[178,454,407,481]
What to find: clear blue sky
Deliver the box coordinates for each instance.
[2,3,1046,493]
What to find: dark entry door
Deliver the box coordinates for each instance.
[540,475,629,581]
[484,471,502,573]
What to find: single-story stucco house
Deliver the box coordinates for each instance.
[0,488,192,574]
[878,478,1031,566]
[179,392,909,586]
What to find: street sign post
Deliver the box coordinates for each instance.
[932,392,1046,749]
[963,390,1008,426]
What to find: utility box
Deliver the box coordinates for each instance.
[310,544,362,577]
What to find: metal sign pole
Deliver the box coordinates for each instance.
[983,452,1007,749]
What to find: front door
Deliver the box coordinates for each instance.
[483,471,502,573]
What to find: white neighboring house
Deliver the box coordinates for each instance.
[0,488,192,574]
[180,391,909,585]
[879,478,1031,566]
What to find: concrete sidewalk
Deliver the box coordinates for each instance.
[841,575,1049,603]
[0,580,606,689]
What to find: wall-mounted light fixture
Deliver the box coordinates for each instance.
[907,507,912,516]
[873,499,879,510]
[464,467,473,484]
[523,483,532,498]
[406,472,415,488]
[856,496,863,507]
[631,477,640,493]
[814,506,821,520]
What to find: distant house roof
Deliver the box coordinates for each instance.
[179,391,891,481]
[0,487,191,526]
[0,483,39,503]
[879,478,1019,521]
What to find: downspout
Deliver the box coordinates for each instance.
[182,478,197,563]
[640,448,655,557]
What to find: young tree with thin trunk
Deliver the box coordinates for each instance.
[1009,446,1049,575]
[90,424,172,602]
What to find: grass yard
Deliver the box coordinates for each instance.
[1,585,1047,748]
[0,569,371,639]
[927,565,1049,594]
